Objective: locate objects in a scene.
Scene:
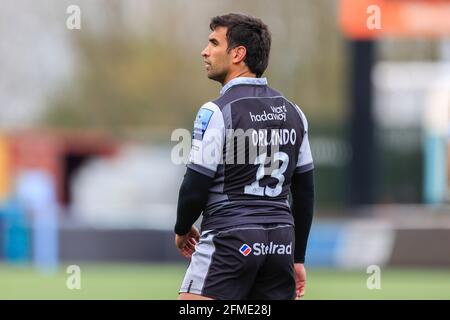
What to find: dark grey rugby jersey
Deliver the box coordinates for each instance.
[187,77,313,231]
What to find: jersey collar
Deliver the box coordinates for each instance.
[220,77,268,96]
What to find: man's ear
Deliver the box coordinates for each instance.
[232,46,247,64]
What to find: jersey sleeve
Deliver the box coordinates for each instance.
[187,102,225,178]
[295,106,314,174]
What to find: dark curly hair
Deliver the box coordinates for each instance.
[210,13,271,78]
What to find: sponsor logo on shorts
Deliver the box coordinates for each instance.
[239,242,293,256]
[239,244,252,256]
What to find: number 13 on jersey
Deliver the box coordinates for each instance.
[244,152,289,197]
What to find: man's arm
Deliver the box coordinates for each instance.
[290,169,314,263]
[175,168,213,235]
[174,102,224,258]
[174,168,213,258]
[290,169,314,298]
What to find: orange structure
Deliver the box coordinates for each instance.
[340,0,450,39]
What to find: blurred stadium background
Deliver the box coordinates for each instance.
[0,0,449,299]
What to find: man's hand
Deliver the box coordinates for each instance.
[175,226,200,259]
[294,263,306,299]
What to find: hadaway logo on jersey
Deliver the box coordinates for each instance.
[239,242,293,256]
[239,244,252,256]
[249,105,287,122]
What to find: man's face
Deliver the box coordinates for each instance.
[201,27,232,84]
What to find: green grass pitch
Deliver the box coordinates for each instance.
[0,263,449,299]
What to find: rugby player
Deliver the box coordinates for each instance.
[174,13,314,300]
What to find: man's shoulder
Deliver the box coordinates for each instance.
[198,100,220,110]
[202,84,304,116]
[266,85,283,97]
[211,84,284,108]
[210,90,237,109]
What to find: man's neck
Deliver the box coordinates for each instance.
[222,69,256,86]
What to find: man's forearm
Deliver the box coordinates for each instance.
[174,168,213,235]
[290,170,315,263]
